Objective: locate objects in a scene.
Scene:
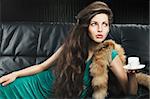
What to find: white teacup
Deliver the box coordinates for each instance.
[128,57,140,69]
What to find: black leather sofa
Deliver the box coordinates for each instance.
[0,22,149,98]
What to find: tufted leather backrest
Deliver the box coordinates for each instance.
[0,22,149,76]
[108,24,149,73]
[0,22,73,76]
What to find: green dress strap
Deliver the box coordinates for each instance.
[112,49,118,60]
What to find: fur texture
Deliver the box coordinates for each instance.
[90,40,116,99]
[90,39,150,99]
[136,73,150,90]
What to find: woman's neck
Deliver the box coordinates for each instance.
[86,42,102,62]
[89,41,102,52]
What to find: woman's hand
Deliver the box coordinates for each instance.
[127,69,139,74]
[0,72,17,86]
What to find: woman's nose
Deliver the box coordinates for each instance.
[97,25,103,32]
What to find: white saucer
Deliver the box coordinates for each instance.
[123,64,145,70]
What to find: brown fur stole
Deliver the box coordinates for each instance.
[90,39,150,99]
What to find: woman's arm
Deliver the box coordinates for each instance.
[110,55,138,95]
[110,55,128,94]
[0,45,64,86]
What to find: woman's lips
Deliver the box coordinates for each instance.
[96,34,103,38]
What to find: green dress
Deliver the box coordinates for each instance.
[0,50,118,99]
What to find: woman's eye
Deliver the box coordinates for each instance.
[90,22,97,26]
[103,23,108,27]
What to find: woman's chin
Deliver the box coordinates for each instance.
[95,39,104,43]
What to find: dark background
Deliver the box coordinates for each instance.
[0,0,149,24]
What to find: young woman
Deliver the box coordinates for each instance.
[0,1,137,98]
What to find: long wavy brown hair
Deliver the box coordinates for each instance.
[52,1,113,98]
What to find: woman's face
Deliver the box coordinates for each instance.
[88,13,110,43]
